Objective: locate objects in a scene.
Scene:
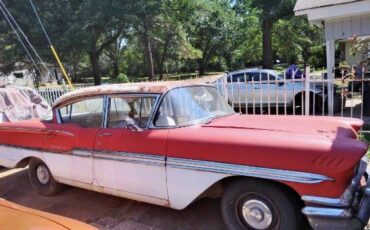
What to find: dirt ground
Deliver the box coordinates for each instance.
[0,167,226,230]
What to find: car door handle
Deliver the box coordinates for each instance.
[98,132,112,137]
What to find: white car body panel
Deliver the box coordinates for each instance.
[93,154,168,200]
[226,69,315,107]
[166,166,228,210]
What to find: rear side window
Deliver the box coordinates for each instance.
[227,73,252,82]
[58,97,104,128]
[251,72,276,82]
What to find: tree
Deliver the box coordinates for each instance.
[248,0,296,69]
[273,17,324,71]
[188,0,237,75]
[130,1,164,80]
[0,0,132,85]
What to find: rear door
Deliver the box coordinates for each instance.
[43,97,104,184]
[93,94,168,200]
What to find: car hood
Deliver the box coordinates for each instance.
[0,199,96,230]
[167,114,368,186]
[203,114,363,140]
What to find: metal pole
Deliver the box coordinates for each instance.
[305,67,310,116]
[326,39,335,116]
[29,0,74,89]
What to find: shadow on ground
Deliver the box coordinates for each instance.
[0,167,226,230]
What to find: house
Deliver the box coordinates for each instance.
[294,0,370,115]
[294,0,370,66]
[0,62,64,87]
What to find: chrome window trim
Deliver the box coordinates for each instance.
[56,108,62,124]
[167,157,332,184]
[103,93,161,129]
[102,95,109,128]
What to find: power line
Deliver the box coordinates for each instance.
[0,3,42,76]
[0,0,52,76]
[28,0,74,88]
[28,0,52,46]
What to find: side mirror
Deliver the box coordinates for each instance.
[127,123,143,132]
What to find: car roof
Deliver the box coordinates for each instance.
[229,69,277,76]
[53,81,210,108]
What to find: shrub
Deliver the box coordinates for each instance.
[115,73,129,83]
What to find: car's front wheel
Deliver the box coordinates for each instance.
[221,178,302,230]
[28,158,63,196]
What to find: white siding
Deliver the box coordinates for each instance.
[325,14,370,40]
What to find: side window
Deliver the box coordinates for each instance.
[260,73,268,81]
[108,96,156,129]
[231,73,250,82]
[58,97,104,128]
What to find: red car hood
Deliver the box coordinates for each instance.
[167,114,368,197]
[202,114,363,140]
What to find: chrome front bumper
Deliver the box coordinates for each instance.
[302,157,370,230]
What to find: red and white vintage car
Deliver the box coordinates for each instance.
[0,82,369,230]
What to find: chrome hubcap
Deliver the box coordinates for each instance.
[36,165,49,185]
[242,199,273,229]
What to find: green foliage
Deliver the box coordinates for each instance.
[115,73,129,83]
[349,36,370,65]
[273,17,324,68]
[0,0,326,84]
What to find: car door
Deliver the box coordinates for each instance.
[43,97,104,184]
[248,72,264,106]
[259,73,280,106]
[227,73,251,106]
[93,94,168,200]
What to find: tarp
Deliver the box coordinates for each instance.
[0,86,51,122]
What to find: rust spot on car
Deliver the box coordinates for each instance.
[53,81,214,108]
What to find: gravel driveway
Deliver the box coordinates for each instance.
[0,167,226,230]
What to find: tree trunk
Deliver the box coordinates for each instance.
[262,19,274,69]
[89,52,101,85]
[198,60,206,76]
[112,60,119,79]
[159,36,170,80]
[143,19,155,80]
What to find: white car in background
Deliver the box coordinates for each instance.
[222,69,342,113]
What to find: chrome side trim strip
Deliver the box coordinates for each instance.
[167,157,332,184]
[302,157,369,207]
[94,151,165,167]
[302,207,352,218]
[302,196,344,207]
[72,149,92,158]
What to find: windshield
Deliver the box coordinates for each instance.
[154,86,234,127]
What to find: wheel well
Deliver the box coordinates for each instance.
[200,176,304,208]
[294,91,321,108]
[15,157,41,168]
